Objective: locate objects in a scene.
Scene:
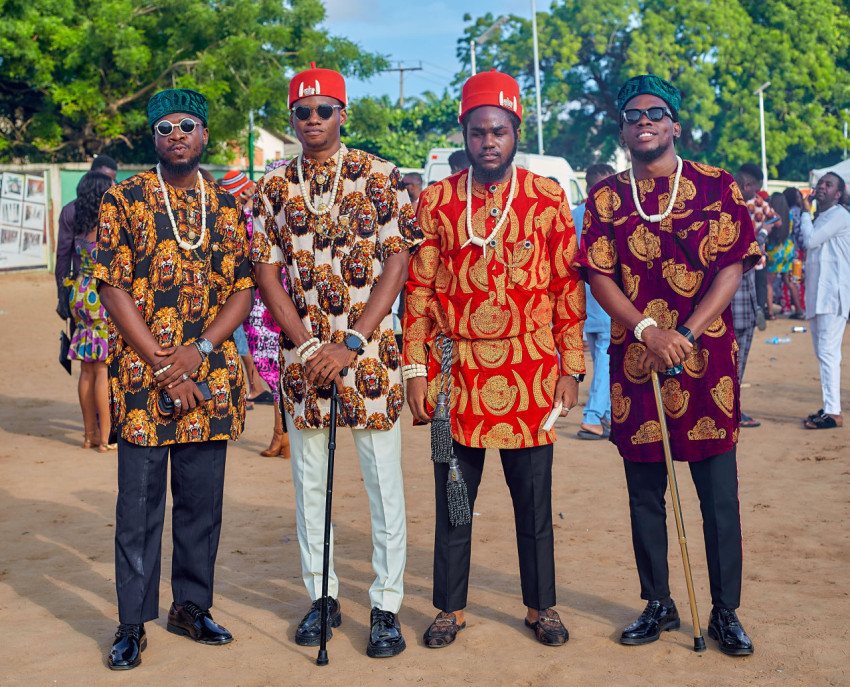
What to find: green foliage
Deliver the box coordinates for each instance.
[342,91,459,168]
[0,0,388,163]
[461,1,850,179]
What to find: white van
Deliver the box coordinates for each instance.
[423,147,586,207]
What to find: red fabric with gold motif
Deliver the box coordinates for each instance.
[288,63,347,107]
[575,161,761,463]
[403,168,585,449]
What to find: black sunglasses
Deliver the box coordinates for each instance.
[155,118,200,136]
[291,104,343,121]
[621,107,673,125]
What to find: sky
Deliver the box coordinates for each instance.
[320,0,523,102]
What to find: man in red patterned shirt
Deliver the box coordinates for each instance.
[404,70,585,648]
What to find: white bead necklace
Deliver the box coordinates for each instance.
[629,155,683,223]
[297,150,344,216]
[461,164,517,257]
[156,163,206,251]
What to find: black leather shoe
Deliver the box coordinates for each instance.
[708,607,754,656]
[295,597,342,646]
[108,623,146,670]
[166,601,233,645]
[366,607,406,658]
[620,600,680,645]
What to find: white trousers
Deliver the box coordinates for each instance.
[285,415,406,613]
[809,313,848,416]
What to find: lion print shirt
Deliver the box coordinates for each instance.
[93,170,254,446]
[575,160,761,463]
[403,168,586,449]
[250,146,424,431]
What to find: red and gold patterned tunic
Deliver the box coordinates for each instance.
[403,168,585,449]
[575,161,761,463]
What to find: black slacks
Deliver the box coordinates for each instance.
[115,437,227,624]
[623,448,742,609]
[433,440,556,612]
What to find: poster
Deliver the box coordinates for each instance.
[25,175,46,203]
[22,202,45,230]
[0,198,22,226]
[1,172,24,200]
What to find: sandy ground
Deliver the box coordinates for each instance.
[0,269,848,687]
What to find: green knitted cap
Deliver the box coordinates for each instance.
[616,75,681,116]
[147,89,208,129]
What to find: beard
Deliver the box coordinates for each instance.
[630,139,671,164]
[158,148,204,177]
[466,135,519,184]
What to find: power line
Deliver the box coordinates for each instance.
[382,61,423,107]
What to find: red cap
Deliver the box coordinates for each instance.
[288,62,347,108]
[220,170,252,195]
[458,69,523,124]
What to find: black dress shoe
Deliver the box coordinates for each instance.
[167,601,233,645]
[295,597,342,646]
[108,623,146,670]
[708,607,754,656]
[620,600,680,645]
[366,607,406,658]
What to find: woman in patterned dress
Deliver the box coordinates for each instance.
[67,171,114,450]
[766,191,804,319]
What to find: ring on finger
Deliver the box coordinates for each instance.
[173,398,183,409]
[182,373,189,382]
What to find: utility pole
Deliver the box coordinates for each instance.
[383,62,422,107]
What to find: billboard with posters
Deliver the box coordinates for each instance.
[0,171,49,270]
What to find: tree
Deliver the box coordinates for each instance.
[343,91,459,168]
[459,2,850,178]
[0,0,388,163]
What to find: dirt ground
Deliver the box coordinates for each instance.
[0,269,848,687]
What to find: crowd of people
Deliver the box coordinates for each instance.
[49,65,849,673]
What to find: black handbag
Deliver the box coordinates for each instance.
[56,259,74,321]
[59,321,72,375]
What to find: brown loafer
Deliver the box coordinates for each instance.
[525,608,568,646]
[423,611,466,648]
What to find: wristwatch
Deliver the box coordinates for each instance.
[676,326,696,344]
[343,332,365,355]
[569,373,585,383]
[195,337,214,358]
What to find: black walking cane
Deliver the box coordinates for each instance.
[650,369,707,652]
[317,368,346,666]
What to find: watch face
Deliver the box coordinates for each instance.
[199,338,214,354]
[344,334,362,352]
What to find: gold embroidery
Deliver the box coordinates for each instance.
[692,162,723,178]
[661,378,689,419]
[588,235,618,272]
[512,370,530,411]
[710,376,735,418]
[611,320,627,345]
[631,420,662,445]
[479,376,517,415]
[469,294,510,337]
[687,416,727,440]
[481,422,524,449]
[622,264,640,301]
[624,343,650,384]
[666,263,704,297]
[627,225,661,267]
[611,383,631,423]
[683,346,709,378]
[643,298,679,330]
[704,316,727,338]
[717,212,740,249]
[472,338,511,368]
[593,185,622,222]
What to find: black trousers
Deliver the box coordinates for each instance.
[623,448,742,610]
[433,440,556,612]
[115,437,227,624]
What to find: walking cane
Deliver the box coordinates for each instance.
[650,369,707,652]
[317,369,345,666]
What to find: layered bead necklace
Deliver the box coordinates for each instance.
[461,164,518,257]
[629,155,684,223]
[156,163,206,251]
[297,150,344,216]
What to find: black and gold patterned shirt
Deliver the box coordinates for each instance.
[93,169,254,446]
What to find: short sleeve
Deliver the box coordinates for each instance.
[92,188,135,292]
[573,182,621,284]
[716,176,761,274]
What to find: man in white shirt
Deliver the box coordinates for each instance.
[800,171,850,429]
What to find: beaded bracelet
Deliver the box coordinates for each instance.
[300,342,324,363]
[633,317,658,343]
[296,337,320,357]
